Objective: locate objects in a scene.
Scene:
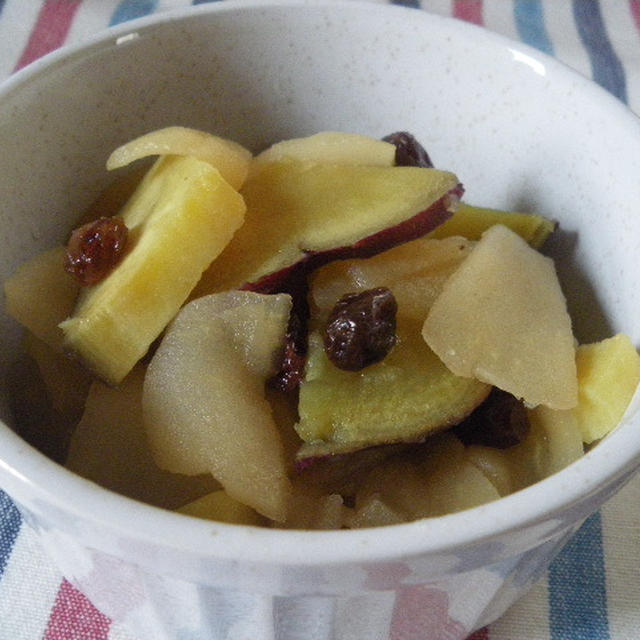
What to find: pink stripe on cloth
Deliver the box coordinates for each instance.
[13,0,83,72]
[389,585,469,639]
[630,0,640,34]
[43,580,110,640]
[453,0,483,25]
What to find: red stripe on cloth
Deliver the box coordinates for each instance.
[453,0,484,25]
[630,0,640,34]
[14,0,83,72]
[43,580,111,640]
[467,627,490,640]
[390,585,468,639]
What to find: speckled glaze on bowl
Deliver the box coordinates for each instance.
[0,2,639,639]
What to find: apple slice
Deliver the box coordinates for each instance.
[106,126,252,190]
[526,405,585,477]
[294,443,410,496]
[60,155,246,385]
[177,490,266,526]
[253,131,395,169]
[192,162,462,296]
[344,495,407,528]
[4,246,79,351]
[282,483,346,529]
[66,366,218,509]
[142,291,293,522]
[353,434,500,520]
[503,405,583,489]
[464,445,514,497]
[465,404,584,495]
[310,236,475,323]
[423,224,578,410]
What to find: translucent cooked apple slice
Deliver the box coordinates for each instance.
[66,366,218,509]
[60,155,246,385]
[282,483,346,530]
[4,246,79,351]
[193,162,461,296]
[527,405,584,477]
[310,236,475,323]
[253,132,395,169]
[177,490,267,526]
[142,291,293,522]
[106,126,252,190]
[344,495,407,528]
[423,224,578,410]
[466,404,584,495]
[352,434,500,520]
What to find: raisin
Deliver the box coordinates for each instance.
[270,310,309,393]
[260,267,311,393]
[65,216,128,286]
[453,388,530,449]
[324,288,397,371]
[382,131,434,168]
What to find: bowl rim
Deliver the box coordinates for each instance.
[1,0,639,568]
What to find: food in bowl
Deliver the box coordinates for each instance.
[4,126,639,528]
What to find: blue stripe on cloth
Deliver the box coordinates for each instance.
[0,0,5,18]
[572,0,627,103]
[514,0,553,56]
[391,0,421,8]
[109,0,158,26]
[548,512,610,640]
[0,490,21,581]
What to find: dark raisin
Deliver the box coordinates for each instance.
[64,216,128,286]
[263,268,311,393]
[453,388,530,449]
[270,311,309,393]
[324,287,397,371]
[382,131,434,168]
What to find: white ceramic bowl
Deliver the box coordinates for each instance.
[1,3,639,639]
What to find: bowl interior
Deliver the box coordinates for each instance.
[0,1,639,561]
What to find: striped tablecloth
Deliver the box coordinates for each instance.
[1,2,639,639]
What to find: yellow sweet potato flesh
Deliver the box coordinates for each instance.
[297,237,490,455]
[429,202,555,248]
[60,155,246,385]
[193,162,459,295]
[574,334,640,443]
